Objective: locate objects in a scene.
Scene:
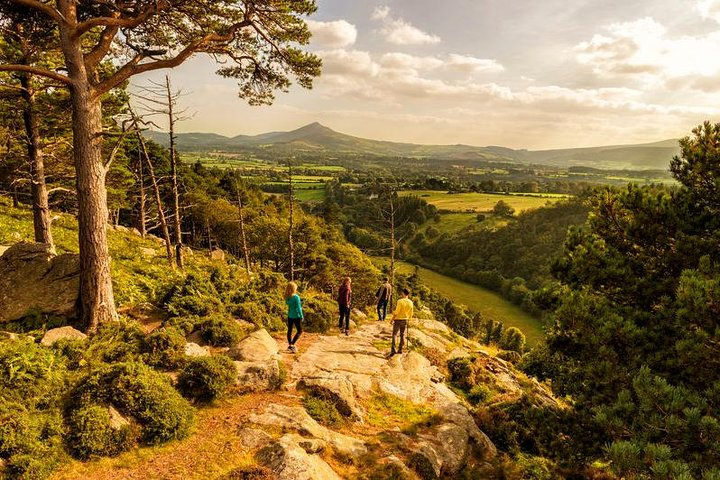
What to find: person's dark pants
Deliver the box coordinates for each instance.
[338,305,351,331]
[377,300,388,321]
[287,317,302,345]
[391,319,408,353]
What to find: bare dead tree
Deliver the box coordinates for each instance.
[236,181,252,273]
[127,104,173,265]
[133,76,190,268]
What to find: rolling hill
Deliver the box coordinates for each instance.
[144,122,680,170]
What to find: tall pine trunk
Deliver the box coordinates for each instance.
[59,3,117,331]
[137,149,147,238]
[19,74,54,250]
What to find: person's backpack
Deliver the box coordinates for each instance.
[376,284,388,301]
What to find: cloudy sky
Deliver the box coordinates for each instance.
[134,0,720,149]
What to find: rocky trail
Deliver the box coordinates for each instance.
[52,317,554,480]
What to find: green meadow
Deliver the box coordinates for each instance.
[373,257,544,345]
[400,190,569,213]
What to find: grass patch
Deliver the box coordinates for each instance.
[302,395,346,428]
[364,392,440,435]
[399,190,568,213]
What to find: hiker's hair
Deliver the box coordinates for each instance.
[383,277,389,282]
[402,288,410,296]
[285,281,298,299]
[343,277,351,285]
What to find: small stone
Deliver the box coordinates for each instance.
[40,326,86,346]
[184,342,210,357]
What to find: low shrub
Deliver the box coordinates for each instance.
[86,320,146,364]
[0,339,66,408]
[300,294,335,333]
[162,273,224,317]
[0,406,63,480]
[51,338,88,370]
[163,315,202,336]
[65,404,136,459]
[199,315,243,347]
[221,465,276,480]
[468,384,493,405]
[177,355,237,403]
[448,356,476,390]
[69,362,194,446]
[499,327,526,354]
[497,350,523,364]
[143,326,187,369]
[302,395,345,427]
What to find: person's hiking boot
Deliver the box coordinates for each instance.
[287,345,293,352]
[290,345,298,353]
[386,350,396,358]
[397,350,403,354]
[345,329,349,336]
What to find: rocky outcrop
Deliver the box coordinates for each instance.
[230,329,282,392]
[256,434,340,480]
[229,329,278,362]
[250,404,367,458]
[40,326,87,346]
[297,373,364,421]
[210,249,226,262]
[0,242,80,323]
[234,359,281,392]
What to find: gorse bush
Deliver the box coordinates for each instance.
[177,355,237,402]
[143,326,187,369]
[199,315,244,347]
[69,362,194,446]
[66,404,136,459]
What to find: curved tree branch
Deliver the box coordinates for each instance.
[8,0,63,23]
[0,65,72,86]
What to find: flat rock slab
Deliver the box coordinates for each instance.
[250,403,367,458]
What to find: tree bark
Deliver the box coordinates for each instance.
[166,76,183,269]
[19,74,54,251]
[59,1,117,331]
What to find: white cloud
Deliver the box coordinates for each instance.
[372,5,441,45]
[447,54,505,73]
[380,53,445,71]
[307,20,357,48]
[575,16,720,84]
[697,0,720,23]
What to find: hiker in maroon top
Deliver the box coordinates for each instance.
[337,277,352,335]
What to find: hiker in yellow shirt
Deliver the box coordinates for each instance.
[387,288,413,357]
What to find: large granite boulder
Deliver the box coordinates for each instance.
[234,359,282,392]
[0,242,80,323]
[229,329,278,362]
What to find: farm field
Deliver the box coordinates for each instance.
[399,190,570,213]
[372,257,544,345]
[419,213,510,236]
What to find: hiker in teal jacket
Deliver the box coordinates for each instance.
[285,281,303,353]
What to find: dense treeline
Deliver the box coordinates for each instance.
[412,197,590,314]
[522,122,720,478]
